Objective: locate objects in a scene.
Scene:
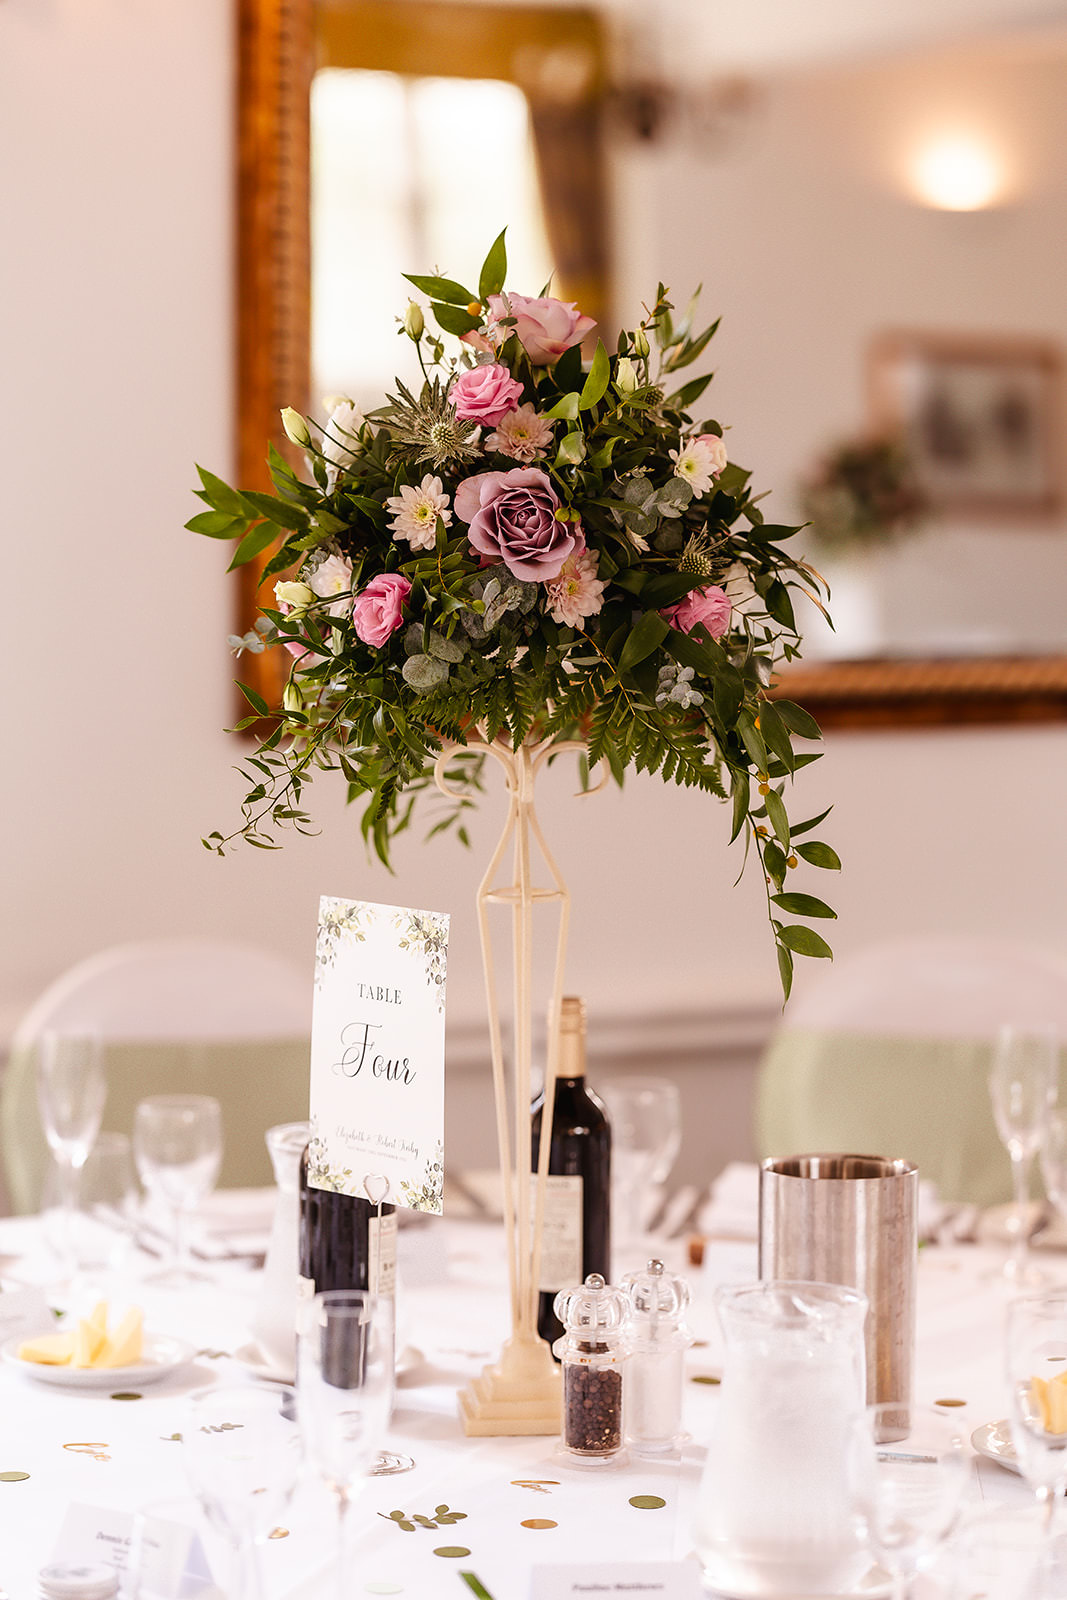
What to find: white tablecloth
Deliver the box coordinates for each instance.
[0,1210,1039,1599]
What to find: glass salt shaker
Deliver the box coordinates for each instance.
[622,1258,693,1455]
[553,1272,629,1463]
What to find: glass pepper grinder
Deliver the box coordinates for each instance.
[622,1258,692,1455]
[553,1272,629,1462]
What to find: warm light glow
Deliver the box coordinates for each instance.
[910,135,1003,211]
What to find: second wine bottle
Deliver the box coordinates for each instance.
[530,995,611,1349]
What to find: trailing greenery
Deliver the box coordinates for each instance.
[189,231,840,997]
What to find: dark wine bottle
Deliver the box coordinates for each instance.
[298,1144,397,1299]
[531,996,611,1349]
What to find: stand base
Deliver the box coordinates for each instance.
[458,1332,562,1437]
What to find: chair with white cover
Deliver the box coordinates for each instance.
[1,939,311,1214]
[755,937,1067,1207]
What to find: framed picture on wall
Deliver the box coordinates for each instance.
[869,331,1063,517]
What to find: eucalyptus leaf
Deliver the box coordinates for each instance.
[402,654,450,693]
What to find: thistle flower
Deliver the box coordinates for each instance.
[678,527,727,580]
[377,378,482,472]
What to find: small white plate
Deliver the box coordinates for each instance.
[971,1418,1022,1475]
[2,1332,196,1388]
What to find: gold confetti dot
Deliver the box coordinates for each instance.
[521,1518,557,1529]
[110,1392,142,1401]
[934,1398,967,1408]
[0,1472,29,1482]
[433,1547,471,1559]
[629,1495,666,1510]
[268,1528,289,1540]
[691,1375,721,1385]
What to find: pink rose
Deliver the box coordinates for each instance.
[450,363,524,426]
[352,572,412,648]
[662,584,732,640]
[455,467,577,582]
[486,292,597,366]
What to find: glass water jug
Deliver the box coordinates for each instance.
[693,1279,869,1598]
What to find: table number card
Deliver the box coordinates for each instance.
[309,896,449,1213]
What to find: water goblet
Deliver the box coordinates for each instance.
[989,1025,1059,1285]
[42,1130,138,1272]
[35,1030,107,1275]
[852,1403,967,1600]
[133,1094,223,1284]
[298,1290,395,1600]
[1006,1290,1067,1569]
[180,1385,299,1600]
[599,1077,682,1267]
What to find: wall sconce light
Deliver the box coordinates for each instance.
[909,133,1004,211]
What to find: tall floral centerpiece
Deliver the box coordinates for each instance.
[191,231,839,1431]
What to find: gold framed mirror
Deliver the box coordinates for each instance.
[233,0,1067,727]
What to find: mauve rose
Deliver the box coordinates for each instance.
[352,572,412,648]
[486,292,596,366]
[450,363,524,426]
[662,584,732,640]
[455,467,576,582]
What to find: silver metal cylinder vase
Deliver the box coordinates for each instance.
[758,1154,918,1408]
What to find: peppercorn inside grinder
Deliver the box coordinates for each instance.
[553,1272,629,1464]
[622,1258,693,1455]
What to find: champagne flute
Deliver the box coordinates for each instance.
[35,1030,107,1274]
[298,1290,395,1600]
[989,1025,1059,1285]
[180,1385,299,1600]
[599,1077,682,1266]
[852,1404,967,1600]
[133,1095,222,1285]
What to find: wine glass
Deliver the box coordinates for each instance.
[298,1290,395,1600]
[180,1385,300,1600]
[42,1130,138,1272]
[35,1030,107,1274]
[1006,1292,1067,1562]
[852,1403,968,1600]
[599,1077,682,1268]
[989,1025,1059,1284]
[133,1095,223,1284]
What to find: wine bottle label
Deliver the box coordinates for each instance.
[532,1173,583,1292]
[369,1212,398,1298]
[297,1274,316,1302]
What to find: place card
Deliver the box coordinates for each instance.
[0,1286,52,1346]
[54,1502,217,1595]
[310,896,449,1214]
[530,1563,702,1598]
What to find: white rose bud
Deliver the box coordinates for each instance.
[321,394,353,414]
[274,580,314,610]
[280,406,312,447]
[633,327,650,359]
[403,300,425,341]
[616,357,639,396]
[283,681,304,715]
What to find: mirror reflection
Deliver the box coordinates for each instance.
[309,9,1067,673]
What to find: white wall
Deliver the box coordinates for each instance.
[3,4,1067,1093]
